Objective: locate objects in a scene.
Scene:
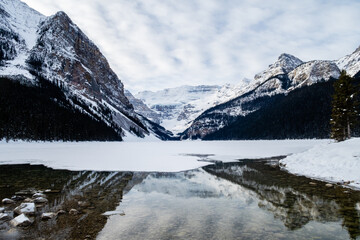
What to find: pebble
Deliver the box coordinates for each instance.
[14,203,36,216]
[41,212,56,220]
[0,207,4,213]
[11,195,25,201]
[34,197,48,204]
[0,213,12,222]
[2,198,15,204]
[69,209,79,215]
[33,193,46,198]
[56,210,66,215]
[10,214,32,227]
[78,201,90,208]
[325,183,333,188]
[309,182,317,185]
[23,198,34,203]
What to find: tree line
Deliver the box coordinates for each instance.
[0,76,123,141]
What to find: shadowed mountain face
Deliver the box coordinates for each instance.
[0,0,168,140]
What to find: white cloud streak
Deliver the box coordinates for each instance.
[22,0,360,92]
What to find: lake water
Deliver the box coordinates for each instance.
[0,160,359,239]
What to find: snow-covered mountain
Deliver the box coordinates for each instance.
[336,45,360,77]
[0,0,167,140]
[124,90,161,124]
[134,82,250,134]
[181,52,347,139]
[254,53,303,84]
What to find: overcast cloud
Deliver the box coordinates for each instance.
[22,0,360,92]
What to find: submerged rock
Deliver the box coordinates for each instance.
[56,210,66,215]
[14,203,36,215]
[41,212,56,220]
[2,198,15,204]
[69,209,79,215]
[11,195,25,201]
[0,207,4,213]
[10,214,32,227]
[23,198,34,203]
[33,193,46,198]
[34,197,48,204]
[15,190,37,195]
[0,213,12,222]
[78,201,90,208]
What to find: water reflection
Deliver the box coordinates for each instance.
[98,161,360,240]
[0,165,134,240]
[1,161,360,240]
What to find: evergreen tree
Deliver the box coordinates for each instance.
[330,70,359,141]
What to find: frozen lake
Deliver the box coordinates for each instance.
[0,140,327,172]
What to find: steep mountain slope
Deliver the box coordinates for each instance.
[124,90,161,124]
[336,46,360,77]
[205,75,360,140]
[0,0,164,140]
[181,54,342,139]
[0,0,44,79]
[0,76,122,141]
[135,82,250,135]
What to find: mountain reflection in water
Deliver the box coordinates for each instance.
[0,161,359,240]
[98,161,360,240]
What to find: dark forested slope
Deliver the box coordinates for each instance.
[0,77,123,141]
[204,76,360,140]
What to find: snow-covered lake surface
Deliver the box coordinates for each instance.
[281,138,360,189]
[0,140,327,172]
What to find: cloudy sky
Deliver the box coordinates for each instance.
[22,0,360,93]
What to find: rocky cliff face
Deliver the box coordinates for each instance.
[288,60,340,87]
[0,0,155,139]
[28,12,132,111]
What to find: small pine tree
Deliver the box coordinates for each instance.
[330,70,359,141]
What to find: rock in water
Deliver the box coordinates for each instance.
[11,195,25,201]
[69,209,79,215]
[14,203,36,215]
[2,198,15,204]
[41,212,55,220]
[32,193,46,198]
[34,197,48,203]
[10,214,32,227]
[0,213,12,222]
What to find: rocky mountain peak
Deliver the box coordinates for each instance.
[277,53,303,73]
[28,10,132,110]
[254,53,303,83]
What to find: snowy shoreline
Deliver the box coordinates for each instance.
[280,138,360,190]
[2,139,358,190]
[0,139,325,172]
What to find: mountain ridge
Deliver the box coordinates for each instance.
[0,0,170,141]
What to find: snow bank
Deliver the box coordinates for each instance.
[280,138,360,189]
[0,140,325,172]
